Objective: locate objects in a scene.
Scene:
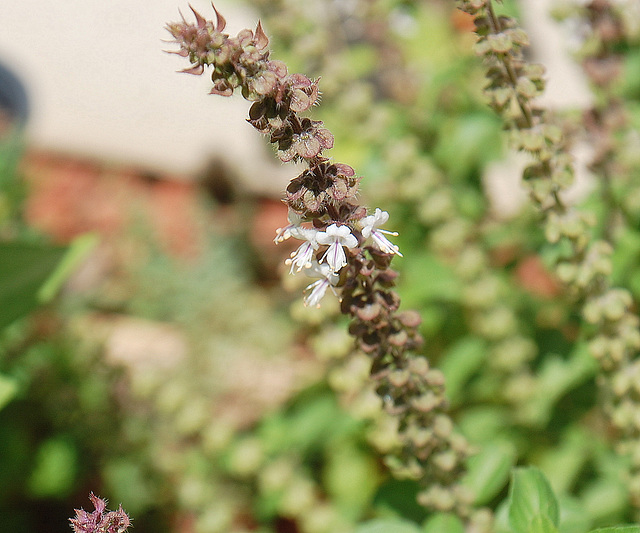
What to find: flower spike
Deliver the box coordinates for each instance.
[168,5,474,521]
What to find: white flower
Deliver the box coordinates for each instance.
[274,211,304,243]
[316,223,358,272]
[303,261,339,307]
[360,208,402,257]
[285,227,319,273]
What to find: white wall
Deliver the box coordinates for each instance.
[0,0,291,194]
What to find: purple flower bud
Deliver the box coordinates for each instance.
[69,493,131,533]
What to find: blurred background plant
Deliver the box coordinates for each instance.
[1,0,640,532]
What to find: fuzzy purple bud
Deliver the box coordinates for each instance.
[69,493,131,533]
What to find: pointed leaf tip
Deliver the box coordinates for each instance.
[164,48,189,57]
[179,64,204,75]
[211,3,226,31]
[255,20,269,50]
[188,3,206,28]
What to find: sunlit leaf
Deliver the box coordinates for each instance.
[463,440,517,505]
[323,441,380,519]
[0,373,18,411]
[440,337,487,405]
[589,526,640,533]
[355,518,421,533]
[422,513,465,533]
[509,467,559,533]
[528,514,560,533]
[38,233,97,302]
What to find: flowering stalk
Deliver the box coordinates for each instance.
[166,5,481,522]
[458,0,640,508]
[69,493,131,533]
[248,0,545,428]
[555,0,634,242]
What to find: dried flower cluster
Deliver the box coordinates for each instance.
[566,0,640,509]
[69,493,131,533]
[458,0,640,508]
[166,5,479,521]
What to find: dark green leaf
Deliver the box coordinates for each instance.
[373,480,428,523]
[518,344,597,427]
[0,234,97,329]
[0,240,66,328]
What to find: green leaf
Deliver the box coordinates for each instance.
[323,440,380,519]
[0,233,96,329]
[422,513,465,533]
[355,518,421,533]
[433,113,503,181]
[27,437,78,498]
[373,480,428,524]
[399,251,461,307]
[610,228,640,287]
[580,478,629,524]
[463,440,517,505]
[527,514,560,533]
[259,392,353,455]
[518,344,597,426]
[621,48,640,98]
[440,337,487,405]
[509,467,560,533]
[0,373,19,411]
[102,458,154,515]
[458,406,511,444]
[38,232,98,302]
[589,525,640,533]
[0,240,66,329]
[557,494,592,533]
[538,427,592,495]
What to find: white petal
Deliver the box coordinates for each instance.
[304,260,332,279]
[322,242,347,272]
[274,225,295,243]
[287,241,316,272]
[342,233,358,249]
[372,208,389,226]
[372,230,402,256]
[315,230,332,246]
[334,225,353,239]
[289,226,319,245]
[304,279,329,307]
